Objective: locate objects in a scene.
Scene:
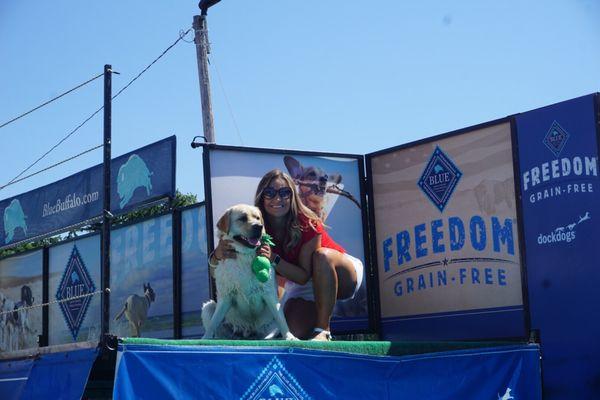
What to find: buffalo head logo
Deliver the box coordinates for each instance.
[3,199,27,243]
[117,154,153,209]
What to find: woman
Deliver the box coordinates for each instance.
[210,169,363,341]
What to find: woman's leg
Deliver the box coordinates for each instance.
[283,298,316,340]
[311,248,357,332]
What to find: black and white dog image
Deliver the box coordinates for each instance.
[284,155,360,221]
[201,204,295,340]
[114,283,155,337]
[0,285,35,351]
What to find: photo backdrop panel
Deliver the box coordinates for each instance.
[370,122,525,340]
[181,205,210,338]
[209,148,369,330]
[0,250,43,353]
[110,214,174,339]
[49,235,101,345]
[516,94,600,398]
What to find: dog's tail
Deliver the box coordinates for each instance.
[114,303,127,321]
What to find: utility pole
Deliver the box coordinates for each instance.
[101,64,112,338]
[194,0,221,143]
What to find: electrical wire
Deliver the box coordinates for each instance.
[0,144,103,190]
[0,73,104,130]
[1,28,192,192]
[211,56,244,145]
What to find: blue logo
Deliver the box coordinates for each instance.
[241,356,311,400]
[3,199,27,244]
[117,154,153,209]
[56,245,96,340]
[418,146,462,212]
[543,120,569,157]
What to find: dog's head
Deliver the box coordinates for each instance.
[217,204,265,254]
[21,285,34,306]
[143,283,155,303]
[284,156,341,216]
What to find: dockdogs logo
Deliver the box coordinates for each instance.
[241,356,311,400]
[543,120,569,157]
[56,245,96,340]
[418,146,462,212]
[537,211,591,246]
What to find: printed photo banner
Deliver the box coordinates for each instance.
[515,93,600,398]
[0,250,43,353]
[206,146,370,331]
[368,121,525,340]
[109,213,174,339]
[0,136,176,249]
[48,235,101,346]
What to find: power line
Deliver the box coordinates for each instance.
[1,28,192,192]
[0,144,103,190]
[112,28,192,100]
[211,55,244,145]
[0,73,104,130]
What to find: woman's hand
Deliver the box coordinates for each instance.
[256,243,273,261]
[213,239,236,261]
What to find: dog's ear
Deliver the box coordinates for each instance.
[328,173,342,184]
[283,156,304,180]
[216,209,231,234]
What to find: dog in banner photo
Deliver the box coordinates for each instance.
[114,283,155,337]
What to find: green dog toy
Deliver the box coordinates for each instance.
[252,234,276,283]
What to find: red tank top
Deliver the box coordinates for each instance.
[273,214,345,265]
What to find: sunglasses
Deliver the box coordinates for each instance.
[263,187,293,199]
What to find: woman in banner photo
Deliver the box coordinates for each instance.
[211,170,364,341]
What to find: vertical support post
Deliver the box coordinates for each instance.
[193,14,216,143]
[172,208,182,339]
[41,246,49,347]
[101,64,112,337]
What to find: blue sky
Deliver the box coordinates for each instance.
[0,1,598,202]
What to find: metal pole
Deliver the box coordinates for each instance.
[101,64,112,337]
[193,14,216,143]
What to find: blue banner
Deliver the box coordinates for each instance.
[0,347,97,400]
[0,136,175,248]
[515,94,600,398]
[0,358,34,400]
[114,343,542,399]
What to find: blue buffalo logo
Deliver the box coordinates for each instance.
[418,146,462,212]
[3,199,27,244]
[543,120,569,157]
[117,154,153,209]
[57,245,96,340]
[242,356,310,400]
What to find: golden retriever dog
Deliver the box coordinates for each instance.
[201,204,296,340]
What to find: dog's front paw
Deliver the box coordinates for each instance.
[284,332,299,341]
[202,332,214,340]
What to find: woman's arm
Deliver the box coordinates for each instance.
[257,241,319,285]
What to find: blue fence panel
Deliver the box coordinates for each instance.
[515,93,600,398]
[114,343,542,399]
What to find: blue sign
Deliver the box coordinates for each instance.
[114,343,542,399]
[516,93,600,398]
[0,136,175,248]
[418,146,462,212]
[56,245,96,340]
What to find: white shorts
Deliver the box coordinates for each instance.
[280,253,364,307]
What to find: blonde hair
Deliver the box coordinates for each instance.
[254,169,321,251]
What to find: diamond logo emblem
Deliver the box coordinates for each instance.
[543,120,569,157]
[241,356,311,400]
[56,245,96,340]
[418,146,462,212]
